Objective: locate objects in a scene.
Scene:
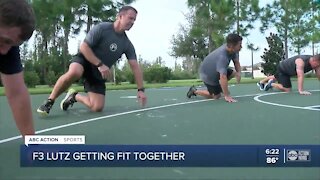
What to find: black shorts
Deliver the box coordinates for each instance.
[205,68,234,95]
[83,79,106,95]
[274,65,292,88]
[72,54,106,95]
[0,47,23,74]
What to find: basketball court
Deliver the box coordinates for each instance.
[0,80,319,180]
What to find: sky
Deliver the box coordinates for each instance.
[69,0,316,68]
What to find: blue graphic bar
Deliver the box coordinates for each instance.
[20,145,320,167]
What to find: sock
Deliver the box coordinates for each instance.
[47,99,55,104]
[72,92,78,102]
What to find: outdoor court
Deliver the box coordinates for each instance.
[0,79,319,180]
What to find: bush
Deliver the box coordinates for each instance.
[144,66,171,83]
[24,71,40,88]
[124,70,135,84]
[171,71,197,80]
[45,70,57,87]
[115,68,126,85]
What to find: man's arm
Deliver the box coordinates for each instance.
[220,73,237,102]
[217,57,237,102]
[315,66,320,80]
[220,74,230,96]
[79,42,111,80]
[128,60,147,106]
[1,72,34,136]
[295,58,311,95]
[79,42,101,66]
[233,59,241,83]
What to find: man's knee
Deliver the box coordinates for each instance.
[65,69,82,80]
[90,104,104,112]
[212,94,221,99]
[282,88,291,92]
[278,84,291,92]
[65,63,83,80]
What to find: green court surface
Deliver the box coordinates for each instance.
[0,80,319,180]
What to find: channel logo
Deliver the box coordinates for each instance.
[287,149,311,161]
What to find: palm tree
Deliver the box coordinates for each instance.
[247,42,259,79]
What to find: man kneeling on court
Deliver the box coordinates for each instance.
[260,54,320,95]
[37,6,146,116]
[187,33,243,103]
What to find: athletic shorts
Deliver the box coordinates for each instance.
[0,47,23,74]
[72,54,106,95]
[204,68,234,95]
[274,65,292,88]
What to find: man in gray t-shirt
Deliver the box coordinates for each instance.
[37,6,147,116]
[187,34,243,103]
[258,54,320,95]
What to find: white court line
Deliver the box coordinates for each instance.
[0,93,259,144]
[304,106,320,110]
[253,90,320,111]
[305,105,320,108]
[120,96,136,99]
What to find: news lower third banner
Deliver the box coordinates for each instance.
[20,136,320,167]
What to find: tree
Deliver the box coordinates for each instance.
[77,0,116,33]
[261,33,285,75]
[307,0,320,55]
[189,0,238,51]
[77,0,135,33]
[170,12,209,61]
[155,56,164,66]
[171,0,260,78]
[32,0,58,83]
[247,42,259,79]
[235,0,260,37]
[234,0,260,68]
[54,0,83,72]
[260,0,315,58]
[29,0,136,85]
[287,0,312,54]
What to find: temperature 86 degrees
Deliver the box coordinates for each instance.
[266,157,279,164]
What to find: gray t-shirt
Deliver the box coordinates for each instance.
[84,22,137,68]
[279,55,312,76]
[199,44,239,85]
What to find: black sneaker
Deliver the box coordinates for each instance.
[37,99,54,116]
[60,88,78,111]
[187,85,197,98]
[264,79,275,91]
[257,82,264,91]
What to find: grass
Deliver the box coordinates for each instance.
[0,78,265,96]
